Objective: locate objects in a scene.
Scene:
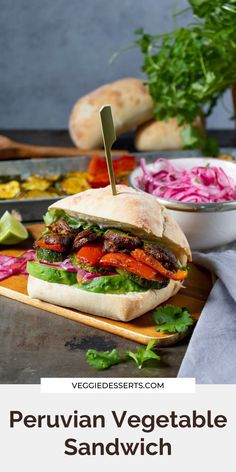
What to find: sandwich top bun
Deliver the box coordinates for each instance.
[50,185,191,262]
[69,78,153,149]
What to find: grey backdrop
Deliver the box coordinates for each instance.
[0,0,234,129]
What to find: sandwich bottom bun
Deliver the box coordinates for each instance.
[27,275,182,322]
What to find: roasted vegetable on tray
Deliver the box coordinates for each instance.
[0,155,137,201]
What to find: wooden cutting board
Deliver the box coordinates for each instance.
[0,224,212,346]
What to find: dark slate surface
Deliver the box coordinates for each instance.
[0,296,188,383]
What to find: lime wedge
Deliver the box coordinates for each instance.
[0,211,28,245]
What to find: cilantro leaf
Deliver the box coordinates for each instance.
[86,341,161,371]
[180,124,219,156]
[43,209,65,225]
[43,209,82,229]
[82,222,104,235]
[43,209,104,233]
[126,339,160,369]
[86,348,121,370]
[152,304,193,334]
[180,124,203,149]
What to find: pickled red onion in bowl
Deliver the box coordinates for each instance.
[129,157,236,249]
[137,158,236,204]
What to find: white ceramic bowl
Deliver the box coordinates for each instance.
[129,157,236,250]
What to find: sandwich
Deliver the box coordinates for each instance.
[27,185,191,322]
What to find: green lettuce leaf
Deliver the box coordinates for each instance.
[43,208,105,233]
[43,209,83,229]
[80,274,145,294]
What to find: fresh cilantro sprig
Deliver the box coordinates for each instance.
[85,306,194,370]
[152,304,193,334]
[86,348,121,370]
[189,0,236,20]
[117,1,236,155]
[126,339,160,369]
[85,340,160,370]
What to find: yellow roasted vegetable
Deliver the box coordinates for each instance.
[25,190,60,198]
[0,171,91,200]
[59,174,90,194]
[22,176,51,191]
[0,181,20,199]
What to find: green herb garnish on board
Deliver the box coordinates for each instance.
[152,304,193,334]
[126,340,160,369]
[85,340,161,370]
[86,349,121,370]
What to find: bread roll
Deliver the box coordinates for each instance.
[69,78,153,149]
[28,185,191,322]
[135,116,204,151]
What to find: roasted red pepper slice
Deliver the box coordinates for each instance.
[36,239,64,252]
[76,243,104,266]
[88,155,137,188]
[131,249,188,281]
[99,252,159,280]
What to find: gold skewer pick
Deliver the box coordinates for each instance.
[99,105,117,196]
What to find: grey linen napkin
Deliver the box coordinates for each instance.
[178,242,236,383]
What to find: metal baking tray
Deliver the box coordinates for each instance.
[0,156,90,222]
[0,148,235,222]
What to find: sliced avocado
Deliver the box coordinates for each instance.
[27,261,77,285]
[27,261,145,294]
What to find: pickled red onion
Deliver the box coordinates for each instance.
[0,249,35,281]
[38,259,103,281]
[138,158,236,203]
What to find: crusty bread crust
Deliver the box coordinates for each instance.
[27,275,182,322]
[135,117,204,151]
[50,185,191,260]
[69,78,153,149]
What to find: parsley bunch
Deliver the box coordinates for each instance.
[133,0,236,155]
